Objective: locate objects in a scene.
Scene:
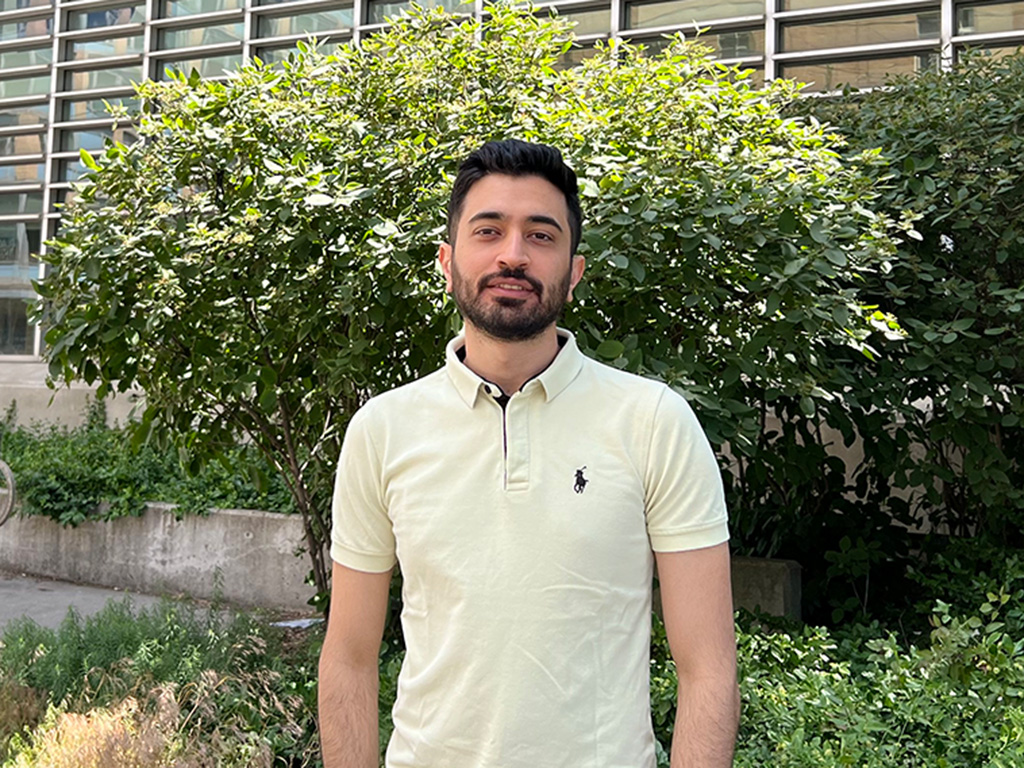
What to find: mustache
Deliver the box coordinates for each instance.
[477,269,544,297]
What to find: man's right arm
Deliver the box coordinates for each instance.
[319,560,393,768]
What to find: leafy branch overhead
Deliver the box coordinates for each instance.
[34,5,904,605]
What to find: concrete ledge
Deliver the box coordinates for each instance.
[0,503,314,612]
[731,556,802,621]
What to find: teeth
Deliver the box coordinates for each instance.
[497,284,526,290]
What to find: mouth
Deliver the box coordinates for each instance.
[481,274,542,299]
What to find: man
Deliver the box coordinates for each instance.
[319,139,740,767]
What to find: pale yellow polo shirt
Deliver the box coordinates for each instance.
[331,329,729,768]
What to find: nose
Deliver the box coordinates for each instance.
[496,234,530,271]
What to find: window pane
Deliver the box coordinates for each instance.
[62,95,140,121]
[58,158,88,181]
[0,104,48,126]
[162,0,243,16]
[545,7,610,36]
[59,126,138,151]
[0,17,53,42]
[257,7,354,36]
[0,222,40,263]
[783,0,890,9]
[0,46,52,68]
[957,43,1024,59]
[0,164,45,182]
[0,298,33,355]
[253,45,296,63]
[629,28,765,56]
[67,6,145,30]
[0,192,43,215]
[0,133,45,156]
[64,65,143,91]
[0,75,50,98]
[0,0,52,10]
[158,53,241,78]
[367,0,459,24]
[158,22,244,48]
[957,1,1024,35]
[780,52,939,91]
[68,35,145,60]
[782,11,940,52]
[626,0,763,29]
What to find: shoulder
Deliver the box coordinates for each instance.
[357,367,448,414]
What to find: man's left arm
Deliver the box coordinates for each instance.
[656,542,740,768]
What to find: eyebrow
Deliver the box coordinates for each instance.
[467,211,564,232]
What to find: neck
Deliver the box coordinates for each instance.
[460,324,561,395]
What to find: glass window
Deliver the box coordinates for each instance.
[0,221,40,263]
[0,298,33,355]
[0,75,49,98]
[68,35,145,60]
[782,0,899,8]
[162,0,243,16]
[0,163,45,182]
[957,43,1024,59]
[0,0,52,10]
[67,5,145,31]
[957,1,1024,34]
[61,95,140,121]
[0,104,48,126]
[157,53,241,78]
[782,11,940,52]
[0,133,45,156]
[555,43,602,69]
[780,52,939,91]
[0,17,52,42]
[253,45,296,63]
[628,28,764,56]
[626,0,763,29]
[257,7,354,36]
[64,65,143,91]
[0,46,52,68]
[58,158,88,181]
[543,7,610,36]
[367,0,459,25]
[59,126,138,151]
[0,191,43,215]
[157,21,244,48]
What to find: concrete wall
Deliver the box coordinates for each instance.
[0,361,138,427]
[0,503,314,612]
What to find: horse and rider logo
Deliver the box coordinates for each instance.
[574,466,588,494]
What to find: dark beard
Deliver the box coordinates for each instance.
[452,265,571,342]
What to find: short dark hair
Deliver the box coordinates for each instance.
[447,139,582,256]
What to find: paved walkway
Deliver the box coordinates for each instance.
[0,569,165,631]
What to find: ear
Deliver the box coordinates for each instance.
[566,255,586,302]
[438,242,454,293]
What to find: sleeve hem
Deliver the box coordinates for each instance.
[650,519,730,553]
[330,543,397,574]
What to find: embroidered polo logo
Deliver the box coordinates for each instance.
[574,466,588,494]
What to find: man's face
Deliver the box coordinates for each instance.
[438,174,585,341]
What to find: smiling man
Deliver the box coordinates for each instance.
[318,140,740,768]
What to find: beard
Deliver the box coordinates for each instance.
[451,262,572,342]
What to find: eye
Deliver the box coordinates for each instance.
[474,226,500,237]
[531,231,555,242]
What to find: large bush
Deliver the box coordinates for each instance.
[35,6,900,606]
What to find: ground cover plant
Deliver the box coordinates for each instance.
[0,599,321,767]
[0,400,293,526]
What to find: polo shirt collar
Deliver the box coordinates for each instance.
[445,327,585,408]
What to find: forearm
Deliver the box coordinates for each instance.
[318,658,380,768]
[669,674,740,768]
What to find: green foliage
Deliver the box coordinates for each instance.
[1,403,292,526]
[645,572,1024,766]
[764,51,1024,624]
[35,5,901,604]
[0,600,322,766]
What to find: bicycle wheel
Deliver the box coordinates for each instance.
[0,459,14,527]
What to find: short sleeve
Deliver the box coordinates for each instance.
[644,386,730,552]
[330,404,397,573]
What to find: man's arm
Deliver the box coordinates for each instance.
[656,542,740,768]
[319,560,393,768]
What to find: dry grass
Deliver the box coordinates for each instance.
[0,676,45,757]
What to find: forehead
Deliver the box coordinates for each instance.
[458,173,569,227]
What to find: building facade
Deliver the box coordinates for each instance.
[0,0,1022,360]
